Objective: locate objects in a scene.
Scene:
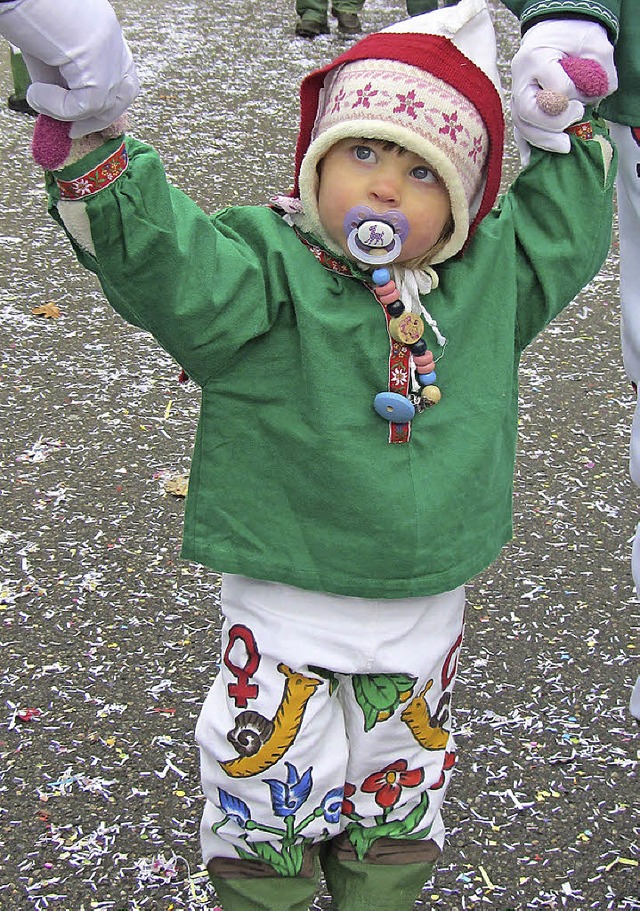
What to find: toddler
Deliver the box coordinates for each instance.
[0,0,617,908]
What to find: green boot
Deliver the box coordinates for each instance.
[294,14,330,38]
[294,0,331,37]
[210,875,318,911]
[321,837,436,911]
[207,854,320,911]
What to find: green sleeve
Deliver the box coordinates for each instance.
[47,137,296,387]
[499,0,620,41]
[509,114,617,346]
[456,113,616,349]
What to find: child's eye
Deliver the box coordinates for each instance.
[411,165,438,183]
[353,145,376,162]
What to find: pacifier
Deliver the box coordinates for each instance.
[343,205,409,266]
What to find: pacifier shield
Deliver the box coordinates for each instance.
[343,205,410,266]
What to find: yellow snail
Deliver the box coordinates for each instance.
[220,664,322,778]
[400,679,450,751]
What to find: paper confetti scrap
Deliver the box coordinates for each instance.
[164,474,189,497]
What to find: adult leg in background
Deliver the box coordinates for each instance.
[609,122,640,722]
[294,0,330,38]
[7,42,35,115]
[406,0,459,19]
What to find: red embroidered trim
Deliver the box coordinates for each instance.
[296,235,353,276]
[566,121,594,141]
[385,313,412,445]
[57,142,129,200]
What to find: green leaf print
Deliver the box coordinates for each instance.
[309,666,339,695]
[352,674,417,731]
[345,793,432,861]
[236,839,309,877]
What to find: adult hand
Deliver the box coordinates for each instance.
[510,19,617,156]
[0,0,139,137]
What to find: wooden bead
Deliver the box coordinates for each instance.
[389,312,424,345]
[421,385,442,405]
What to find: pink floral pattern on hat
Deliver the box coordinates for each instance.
[439,111,463,143]
[314,60,488,210]
[352,83,378,109]
[393,90,424,121]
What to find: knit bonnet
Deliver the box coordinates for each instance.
[292,0,505,263]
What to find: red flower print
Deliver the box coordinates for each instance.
[439,111,463,143]
[361,759,425,809]
[342,782,357,815]
[429,750,456,791]
[394,90,424,121]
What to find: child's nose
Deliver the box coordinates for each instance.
[369,171,401,206]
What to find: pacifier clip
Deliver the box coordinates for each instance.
[343,206,442,444]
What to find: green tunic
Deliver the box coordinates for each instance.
[47,113,615,598]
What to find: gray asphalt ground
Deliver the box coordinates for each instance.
[0,1,638,909]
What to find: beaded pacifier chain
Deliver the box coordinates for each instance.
[343,205,441,426]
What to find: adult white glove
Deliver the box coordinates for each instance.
[511,19,617,156]
[0,0,139,137]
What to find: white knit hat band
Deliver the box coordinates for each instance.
[315,59,488,208]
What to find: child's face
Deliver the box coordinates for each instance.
[316,138,452,265]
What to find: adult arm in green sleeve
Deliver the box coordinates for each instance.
[499,0,620,40]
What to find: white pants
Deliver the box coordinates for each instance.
[196,575,465,872]
[609,122,640,720]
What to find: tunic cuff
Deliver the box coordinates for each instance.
[55,140,129,200]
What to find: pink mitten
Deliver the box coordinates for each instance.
[536,57,609,117]
[32,113,128,170]
[31,115,72,170]
[560,56,609,98]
